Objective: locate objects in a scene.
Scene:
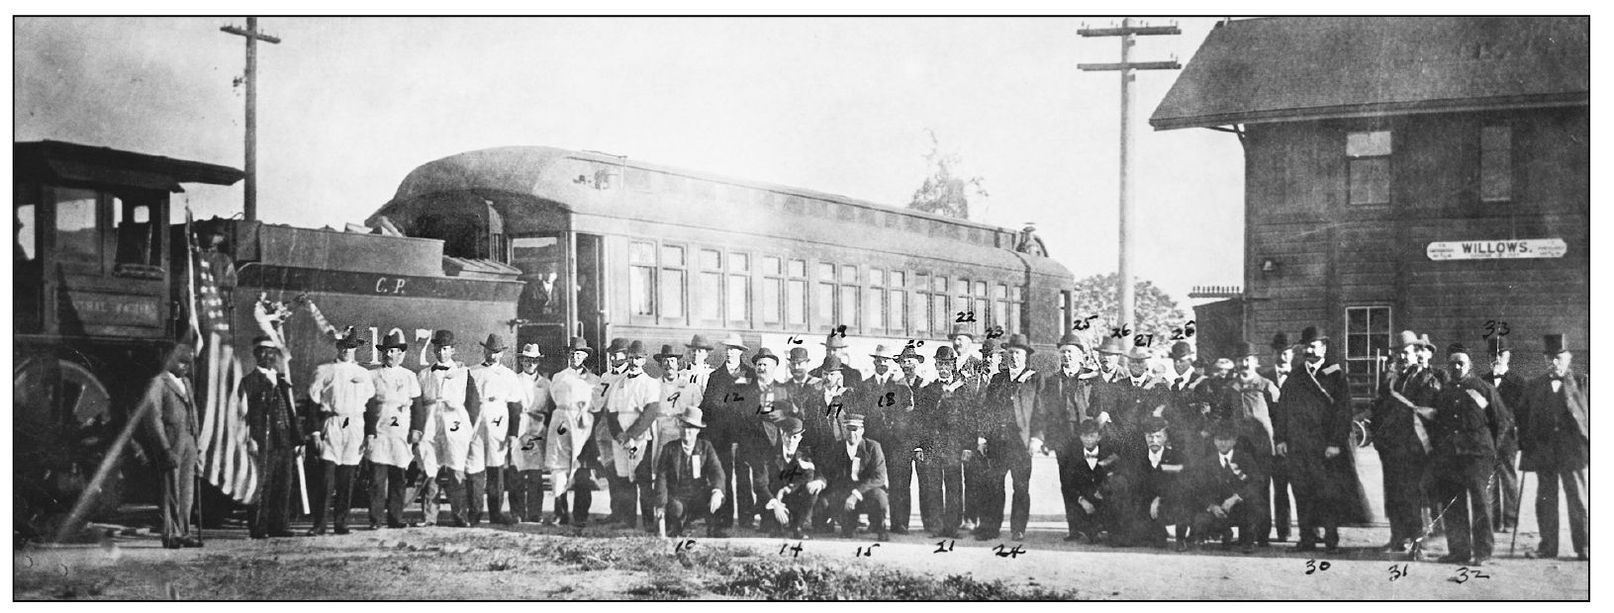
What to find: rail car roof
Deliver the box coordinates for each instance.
[1151,17,1590,130]
[15,140,245,191]
[380,145,1072,275]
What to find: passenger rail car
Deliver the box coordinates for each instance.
[370,146,1076,376]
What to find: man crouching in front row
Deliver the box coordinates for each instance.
[653,407,725,538]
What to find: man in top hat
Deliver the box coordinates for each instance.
[137,344,201,548]
[653,407,726,538]
[466,334,524,525]
[546,337,601,527]
[762,416,827,539]
[819,413,891,540]
[1371,330,1443,552]
[1272,326,1354,553]
[977,333,1043,541]
[1256,332,1296,542]
[598,340,666,531]
[948,324,984,377]
[1223,341,1280,545]
[1188,420,1267,554]
[1421,343,1508,565]
[1094,336,1128,383]
[917,345,973,538]
[411,329,481,527]
[681,334,717,391]
[507,343,553,524]
[1038,332,1101,541]
[365,331,420,529]
[1479,336,1525,533]
[1517,334,1589,561]
[865,344,928,533]
[810,333,864,388]
[699,332,756,535]
[305,330,377,535]
[242,335,304,539]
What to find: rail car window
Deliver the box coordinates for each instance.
[815,281,835,331]
[15,194,37,262]
[729,275,750,327]
[762,256,781,276]
[841,265,857,284]
[660,244,686,319]
[788,280,807,325]
[698,249,722,322]
[994,284,1009,331]
[732,253,749,272]
[866,269,885,333]
[788,259,806,278]
[113,196,160,267]
[54,187,101,263]
[817,263,834,281]
[763,278,782,324]
[512,236,565,321]
[915,273,931,333]
[629,241,656,317]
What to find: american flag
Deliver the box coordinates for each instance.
[188,213,260,504]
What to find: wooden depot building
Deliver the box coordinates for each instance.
[1151,17,1590,402]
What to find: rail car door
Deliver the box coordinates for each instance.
[508,231,604,372]
[576,233,604,371]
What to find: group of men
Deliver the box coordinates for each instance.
[137,321,1587,565]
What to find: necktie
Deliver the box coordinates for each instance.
[1175,378,1187,391]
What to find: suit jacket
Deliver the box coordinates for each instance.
[1480,369,1526,452]
[1063,442,1122,500]
[1372,366,1441,456]
[1037,370,1097,450]
[985,368,1043,453]
[862,372,923,446]
[242,368,301,451]
[654,437,725,505]
[140,373,199,468]
[732,380,799,458]
[821,438,889,495]
[1092,374,1170,432]
[1273,360,1352,454]
[1517,370,1589,470]
[1193,448,1268,508]
[700,362,757,445]
[1430,374,1506,459]
[1126,446,1188,515]
[766,446,825,499]
[917,377,973,461]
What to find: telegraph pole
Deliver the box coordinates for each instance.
[221,18,281,222]
[1078,18,1179,333]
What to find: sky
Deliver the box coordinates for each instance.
[14,16,1246,305]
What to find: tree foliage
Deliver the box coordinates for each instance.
[1068,272,1189,343]
[907,130,987,220]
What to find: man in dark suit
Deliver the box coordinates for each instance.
[139,344,201,548]
[241,336,305,539]
[1115,416,1188,549]
[1189,421,1268,554]
[733,347,796,532]
[819,413,891,541]
[1091,345,1169,465]
[1060,419,1122,543]
[653,407,726,538]
[1424,344,1507,565]
[976,334,1043,541]
[918,346,970,538]
[864,344,924,534]
[810,334,865,388]
[1372,330,1442,553]
[1273,327,1354,553]
[1161,341,1211,465]
[1517,334,1589,561]
[1258,333,1296,542]
[1038,333,1099,542]
[698,333,755,536]
[762,417,825,539]
[1479,336,1525,533]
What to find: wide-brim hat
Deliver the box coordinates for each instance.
[1418,334,1436,351]
[980,338,1002,354]
[720,333,748,351]
[1124,345,1153,361]
[1298,326,1329,345]
[751,347,780,365]
[787,347,812,362]
[1056,332,1086,350]
[870,344,897,360]
[565,336,594,355]
[430,329,456,347]
[896,346,926,363]
[684,334,714,351]
[376,330,410,351]
[947,324,976,341]
[518,343,544,359]
[335,328,368,350]
[1393,330,1424,349]
[932,345,959,362]
[606,337,630,355]
[479,333,509,353]
[777,417,804,436]
[1095,335,1127,355]
[653,344,681,360]
[1542,334,1568,356]
[1004,333,1035,355]
[678,407,707,429]
[822,355,845,371]
[625,340,648,358]
[822,334,850,349]
[1168,340,1195,361]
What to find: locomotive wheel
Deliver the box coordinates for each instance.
[12,357,127,539]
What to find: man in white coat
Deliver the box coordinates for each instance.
[468,334,524,525]
[366,330,420,529]
[412,330,480,527]
[508,343,553,523]
[548,337,600,526]
[306,331,376,535]
[602,340,665,531]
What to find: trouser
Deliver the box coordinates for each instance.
[310,460,357,531]
[737,452,774,529]
[963,456,989,524]
[1054,442,1087,536]
[885,442,918,531]
[917,460,963,534]
[979,449,1032,535]
[665,490,715,536]
[713,440,751,528]
[1191,499,1258,545]
[1490,446,1519,530]
[422,468,473,525]
[161,460,196,543]
[1379,450,1428,544]
[762,488,819,533]
[369,463,407,527]
[474,467,505,522]
[507,468,545,522]
[554,486,594,525]
[821,487,889,534]
[1532,464,1589,557]
[1290,454,1340,547]
[1432,456,1495,559]
[250,448,296,537]
[1270,455,1293,540]
[464,470,487,523]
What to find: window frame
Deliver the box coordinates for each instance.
[658,243,687,324]
[1344,305,1394,402]
[627,240,659,321]
[1346,129,1393,206]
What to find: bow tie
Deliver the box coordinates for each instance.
[1084,450,1099,458]
[628,373,643,379]
[432,364,452,371]
[1550,374,1564,381]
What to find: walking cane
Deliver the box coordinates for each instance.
[1509,470,1528,556]
[195,470,204,546]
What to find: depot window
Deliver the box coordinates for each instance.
[1345,305,1393,401]
[1347,130,1392,205]
[1480,125,1513,202]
